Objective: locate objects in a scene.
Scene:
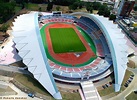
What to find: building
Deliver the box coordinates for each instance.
[118,0,135,17]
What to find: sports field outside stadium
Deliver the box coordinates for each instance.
[40,23,97,67]
[49,28,86,53]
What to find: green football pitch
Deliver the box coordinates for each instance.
[49,28,86,53]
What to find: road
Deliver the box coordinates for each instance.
[0,64,30,75]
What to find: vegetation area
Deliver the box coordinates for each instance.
[14,74,50,96]
[126,91,137,100]
[98,70,133,97]
[0,0,16,24]
[14,73,81,100]
[0,0,116,23]
[0,0,116,33]
[98,85,115,97]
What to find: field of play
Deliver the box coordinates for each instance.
[49,28,86,53]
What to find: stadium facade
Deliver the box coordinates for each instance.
[12,12,128,99]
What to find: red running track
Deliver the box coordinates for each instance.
[45,23,95,66]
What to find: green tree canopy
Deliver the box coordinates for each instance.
[53,0,80,6]
[0,24,9,33]
[47,2,53,11]
[0,1,15,23]
[97,4,110,17]
[56,6,60,11]
[134,5,137,11]
[109,14,116,21]
[86,2,93,12]
[92,2,101,10]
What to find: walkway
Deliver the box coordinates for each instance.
[81,80,101,100]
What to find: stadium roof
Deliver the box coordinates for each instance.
[71,12,128,92]
[12,12,62,99]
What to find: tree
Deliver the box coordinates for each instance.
[53,0,80,6]
[56,6,60,11]
[92,2,101,10]
[47,2,53,11]
[78,1,83,9]
[89,7,93,13]
[15,0,28,4]
[86,3,92,12]
[72,2,79,10]
[0,1,15,23]
[97,4,110,16]
[109,14,116,21]
[0,24,9,33]
[104,10,110,17]
[98,10,104,15]
[29,0,44,3]
[134,5,137,11]
[39,7,42,11]
[69,3,77,10]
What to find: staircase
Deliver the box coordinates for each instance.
[80,80,101,100]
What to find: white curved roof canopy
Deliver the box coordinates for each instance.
[71,12,128,92]
[12,12,62,99]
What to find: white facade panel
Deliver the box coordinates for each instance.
[12,12,62,99]
[92,14,128,92]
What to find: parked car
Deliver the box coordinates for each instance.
[127,80,131,83]
[28,93,34,98]
[130,74,134,77]
[102,85,106,89]
[105,84,108,87]
[129,77,133,80]
[134,91,137,94]
[124,83,128,87]
[126,81,130,85]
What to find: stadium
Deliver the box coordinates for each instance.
[11,12,128,99]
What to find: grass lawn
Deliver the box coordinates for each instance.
[26,3,39,11]
[98,85,115,97]
[60,91,81,100]
[126,92,137,100]
[14,74,51,96]
[15,6,22,13]
[49,28,86,53]
[14,73,81,100]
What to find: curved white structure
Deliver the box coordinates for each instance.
[12,12,62,99]
[71,12,128,92]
